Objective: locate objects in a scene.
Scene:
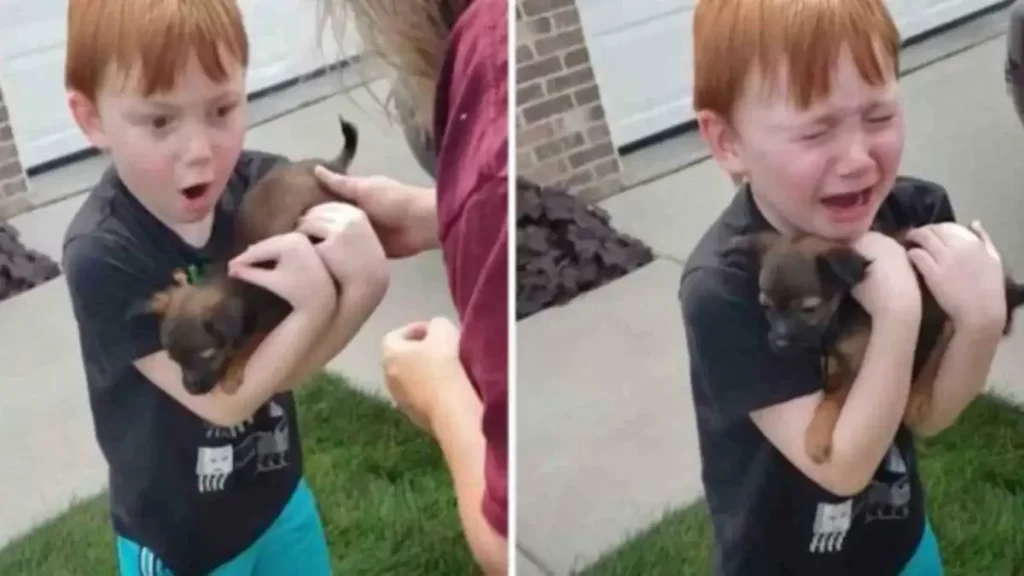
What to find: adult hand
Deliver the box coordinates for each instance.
[906,221,1007,332]
[381,316,470,432]
[314,166,439,258]
[227,232,334,310]
[296,201,390,290]
[850,231,922,321]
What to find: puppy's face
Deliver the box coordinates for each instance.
[141,281,246,395]
[726,232,870,353]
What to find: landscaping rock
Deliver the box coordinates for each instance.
[0,221,61,302]
[516,178,655,320]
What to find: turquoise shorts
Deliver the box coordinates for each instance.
[899,519,943,576]
[115,479,330,576]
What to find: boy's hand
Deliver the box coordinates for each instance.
[381,316,469,433]
[313,166,439,258]
[851,232,922,320]
[297,201,390,290]
[228,232,334,310]
[906,221,1007,332]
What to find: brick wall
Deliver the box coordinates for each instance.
[515,0,623,203]
[0,84,30,219]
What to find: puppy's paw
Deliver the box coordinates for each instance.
[904,393,931,428]
[221,363,244,395]
[805,430,833,464]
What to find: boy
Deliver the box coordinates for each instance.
[60,1,389,574]
[680,1,1007,574]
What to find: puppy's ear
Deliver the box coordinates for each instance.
[816,247,870,289]
[724,231,780,263]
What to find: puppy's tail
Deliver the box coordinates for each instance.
[327,116,359,173]
[1003,277,1024,334]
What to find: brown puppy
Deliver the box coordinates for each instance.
[726,229,1024,464]
[141,117,358,395]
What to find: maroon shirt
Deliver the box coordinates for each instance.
[433,0,508,538]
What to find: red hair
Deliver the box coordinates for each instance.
[693,0,901,120]
[65,0,249,101]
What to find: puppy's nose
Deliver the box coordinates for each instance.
[769,335,792,351]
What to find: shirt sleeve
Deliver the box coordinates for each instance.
[442,174,509,538]
[63,234,166,384]
[681,265,824,422]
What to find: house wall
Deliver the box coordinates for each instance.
[515,0,623,203]
[0,85,29,219]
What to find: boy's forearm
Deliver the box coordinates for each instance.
[212,304,335,425]
[830,312,920,492]
[912,323,1002,437]
[431,369,509,575]
[281,276,390,391]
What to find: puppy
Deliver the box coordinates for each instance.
[141,117,359,396]
[727,228,1024,464]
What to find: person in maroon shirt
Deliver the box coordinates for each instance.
[315,1,508,573]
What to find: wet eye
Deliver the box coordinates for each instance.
[214,103,236,117]
[199,348,217,359]
[150,115,171,130]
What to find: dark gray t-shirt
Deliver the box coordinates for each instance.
[679,177,956,575]
[62,151,302,575]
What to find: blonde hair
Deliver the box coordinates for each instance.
[318,1,469,131]
[693,0,900,121]
[65,0,248,101]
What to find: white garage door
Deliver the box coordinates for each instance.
[0,0,360,170]
[579,0,1004,150]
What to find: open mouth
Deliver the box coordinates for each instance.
[821,188,871,209]
[181,183,211,201]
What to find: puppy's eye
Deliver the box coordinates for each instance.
[800,297,822,313]
[199,348,217,359]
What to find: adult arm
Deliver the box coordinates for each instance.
[437,186,509,574]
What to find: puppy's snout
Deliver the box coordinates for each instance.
[183,368,217,395]
[768,323,796,351]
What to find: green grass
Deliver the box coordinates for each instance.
[0,373,477,576]
[581,393,1024,576]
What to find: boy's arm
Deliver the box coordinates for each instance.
[750,309,921,495]
[65,234,332,428]
[910,305,1004,438]
[134,300,334,427]
[682,266,918,497]
[281,271,390,390]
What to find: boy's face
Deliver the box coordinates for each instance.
[70,51,247,228]
[703,45,904,242]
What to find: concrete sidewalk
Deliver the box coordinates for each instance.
[0,78,457,547]
[517,35,1024,574]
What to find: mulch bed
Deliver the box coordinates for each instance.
[516,178,655,320]
[0,222,61,303]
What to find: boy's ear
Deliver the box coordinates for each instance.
[67,90,109,150]
[697,109,746,182]
[816,247,870,289]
